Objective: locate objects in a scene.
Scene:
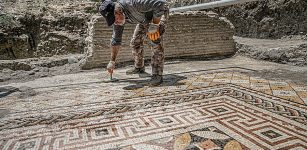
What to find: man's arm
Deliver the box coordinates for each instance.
[110,45,120,62]
[107,25,124,73]
[107,45,120,74]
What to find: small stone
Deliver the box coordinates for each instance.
[40,67,49,72]
[2,68,13,73]
[15,62,32,71]
[40,74,48,77]
[28,71,35,75]
[17,86,37,98]
[0,109,10,118]
[33,68,40,72]
[68,57,78,64]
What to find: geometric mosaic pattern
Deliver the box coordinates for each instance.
[1,68,307,116]
[182,70,307,105]
[132,68,307,107]
[1,84,306,149]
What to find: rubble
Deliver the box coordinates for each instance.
[235,36,307,66]
[0,54,83,83]
[213,0,307,39]
[0,0,98,60]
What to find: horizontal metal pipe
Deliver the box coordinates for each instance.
[170,0,261,12]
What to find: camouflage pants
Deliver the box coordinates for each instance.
[130,23,165,76]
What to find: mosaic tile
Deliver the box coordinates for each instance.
[232,74,249,80]
[142,87,165,95]
[250,78,269,84]
[250,83,271,89]
[254,127,290,143]
[269,81,289,86]
[261,130,283,139]
[297,91,307,98]
[270,85,293,91]
[190,81,210,87]
[212,79,231,83]
[199,74,216,79]
[40,98,80,106]
[258,89,273,95]
[1,84,306,149]
[272,90,298,97]
[277,96,304,104]
[291,86,307,92]
[230,80,249,84]
[209,82,223,86]
[215,75,232,79]
[162,85,189,92]
[237,83,251,88]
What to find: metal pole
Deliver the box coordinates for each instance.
[170,0,261,13]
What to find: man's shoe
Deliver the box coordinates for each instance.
[149,75,163,86]
[126,67,145,75]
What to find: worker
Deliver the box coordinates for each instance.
[99,0,169,86]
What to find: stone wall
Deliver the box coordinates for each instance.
[81,12,235,69]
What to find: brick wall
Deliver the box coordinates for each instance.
[81,12,235,69]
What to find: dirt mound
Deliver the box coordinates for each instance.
[235,36,307,66]
[0,0,99,60]
[0,54,83,83]
[214,0,307,39]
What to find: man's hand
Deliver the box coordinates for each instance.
[147,23,160,41]
[107,61,115,74]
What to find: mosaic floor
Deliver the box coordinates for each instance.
[0,67,307,149]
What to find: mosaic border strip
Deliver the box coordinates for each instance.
[1,84,306,131]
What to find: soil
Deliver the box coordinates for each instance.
[235,36,307,66]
